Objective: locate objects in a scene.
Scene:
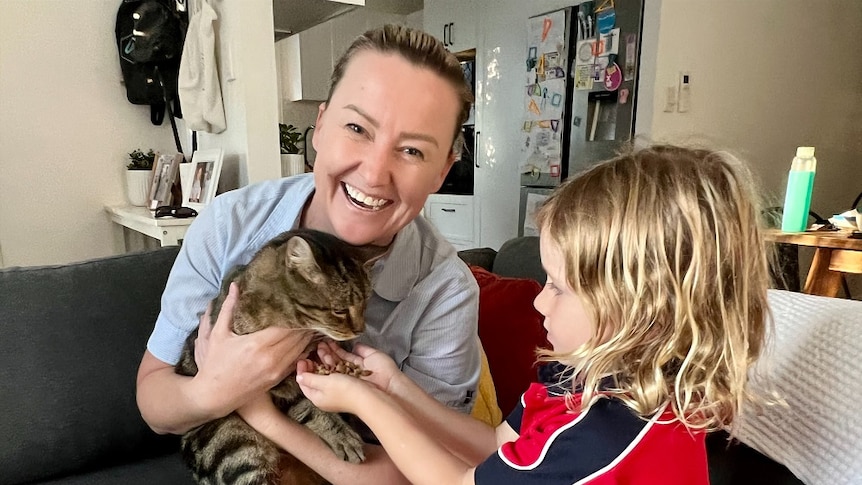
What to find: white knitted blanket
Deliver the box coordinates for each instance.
[736,290,862,484]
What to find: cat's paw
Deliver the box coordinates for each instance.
[326,425,365,464]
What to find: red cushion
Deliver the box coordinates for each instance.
[469,265,549,415]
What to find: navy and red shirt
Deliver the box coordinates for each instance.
[474,382,708,484]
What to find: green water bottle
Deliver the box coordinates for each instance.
[781,147,817,232]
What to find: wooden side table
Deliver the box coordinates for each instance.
[105,205,195,247]
[764,230,862,297]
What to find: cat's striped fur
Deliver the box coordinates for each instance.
[175,229,382,485]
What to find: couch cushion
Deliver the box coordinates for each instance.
[734,289,862,485]
[491,236,545,284]
[37,453,194,485]
[0,247,181,484]
[457,247,497,272]
[469,265,548,415]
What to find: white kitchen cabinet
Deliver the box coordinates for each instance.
[279,21,332,101]
[423,0,476,54]
[331,9,409,64]
[277,9,417,102]
[423,194,479,251]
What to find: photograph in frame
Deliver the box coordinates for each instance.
[181,148,223,210]
[148,152,182,210]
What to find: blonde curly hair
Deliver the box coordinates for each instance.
[535,144,771,431]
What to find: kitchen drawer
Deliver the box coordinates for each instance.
[426,197,474,242]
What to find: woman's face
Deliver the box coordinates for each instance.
[534,231,595,353]
[305,50,460,246]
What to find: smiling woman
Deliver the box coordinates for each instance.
[136,24,481,485]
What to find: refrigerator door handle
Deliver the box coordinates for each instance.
[443,23,449,46]
[448,23,454,46]
[474,131,480,168]
[441,208,456,213]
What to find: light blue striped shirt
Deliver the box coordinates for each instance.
[148,174,481,411]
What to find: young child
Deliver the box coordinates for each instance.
[296,144,771,484]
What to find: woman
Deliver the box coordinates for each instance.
[136,24,479,484]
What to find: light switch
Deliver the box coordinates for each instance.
[663,85,677,113]
[677,71,691,113]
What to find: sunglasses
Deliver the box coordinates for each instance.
[154,205,198,219]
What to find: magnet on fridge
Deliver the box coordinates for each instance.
[551,120,560,132]
[604,62,622,91]
[595,0,615,12]
[550,164,561,177]
[542,18,553,42]
[597,9,615,34]
[573,116,582,127]
[624,34,637,80]
[591,39,605,57]
[619,88,629,104]
[523,120,533,131]
[551,93,562,106]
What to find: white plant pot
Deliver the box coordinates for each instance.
[281,153,305,177]
[125,170,151,207]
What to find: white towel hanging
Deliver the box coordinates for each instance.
[178,0,226,133]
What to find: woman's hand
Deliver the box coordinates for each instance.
[191,283,315,416]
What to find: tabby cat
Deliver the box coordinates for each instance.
[175,229,383,485]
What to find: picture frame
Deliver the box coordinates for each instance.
[181,148,223,210]
[147,152,183,210]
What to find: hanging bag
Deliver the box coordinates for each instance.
[115,0,188,128]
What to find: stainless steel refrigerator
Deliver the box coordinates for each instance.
[518,0,644,236]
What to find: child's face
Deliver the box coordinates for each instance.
[535,233,595,353]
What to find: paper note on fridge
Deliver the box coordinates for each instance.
[598,28,620,57]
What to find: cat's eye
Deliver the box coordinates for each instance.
[332,309,348,317]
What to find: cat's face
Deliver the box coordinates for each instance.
[282,231,377,341]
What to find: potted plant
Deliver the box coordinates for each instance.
[125,148,155,206]
[279,123,306,176]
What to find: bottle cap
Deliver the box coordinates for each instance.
[796,146,815,158]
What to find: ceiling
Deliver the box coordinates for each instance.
[273,0,423,38]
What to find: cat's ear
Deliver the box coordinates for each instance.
[286,236,324,285]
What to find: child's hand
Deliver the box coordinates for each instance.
[313,341,400,393]
[296,368,371,414]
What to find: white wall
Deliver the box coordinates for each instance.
[0,0,281,267]
[0,0,176,266]
[638,0,862,298]
[641,0,862,215]
[204,0,281,187]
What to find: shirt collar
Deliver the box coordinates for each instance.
[372,221,421,302]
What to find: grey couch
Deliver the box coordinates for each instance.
[0,246,195,484]
[0,237,806,484]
